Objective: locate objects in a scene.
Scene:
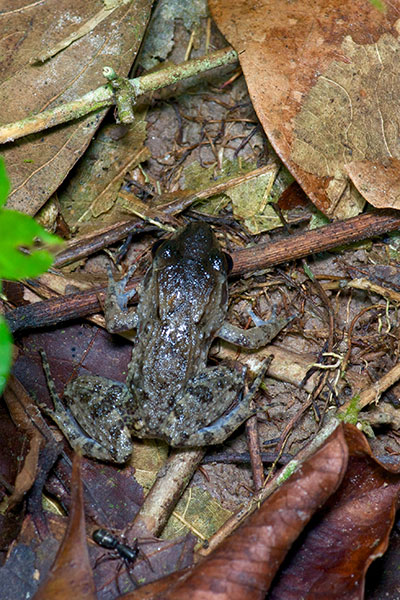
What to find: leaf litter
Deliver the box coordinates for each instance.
[58,113,150,229]
[2,0,400,598]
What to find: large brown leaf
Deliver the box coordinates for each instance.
[209,0,400,217]
[1,0,152,215]
[268,425,400,599]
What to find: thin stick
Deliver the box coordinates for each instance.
[132,448,205,537]
[0,47,238,144]
[230,209,400,275]
[245,416,264,491]
[322,278,400,303]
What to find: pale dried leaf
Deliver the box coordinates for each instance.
[2,0,152,215]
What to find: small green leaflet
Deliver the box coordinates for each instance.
[0,157,62,392]
[0,157,10,207]
[0,158,61,280]
[0,209,60,279]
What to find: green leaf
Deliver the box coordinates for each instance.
[0,316,12,395]
[0,209,61,279]
[0,160,62,392]
[0,158,10,208]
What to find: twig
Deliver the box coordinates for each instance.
[202,451,292,465]
[54,221,153,269]
[245,355,274,491]
[347,278,400,303]
[322,277,400,304]
[341,361,400,412]
[5,283,116,333]
[245,416,264,491]
[132,448,205,537]
[0,47,238,143]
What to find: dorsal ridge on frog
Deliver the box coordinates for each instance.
[41,222,291,462]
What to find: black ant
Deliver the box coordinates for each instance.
[92,528,152,593]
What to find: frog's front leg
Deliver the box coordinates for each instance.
[40,352,133,462]
[105,263,138,333]
[217,310,294,349]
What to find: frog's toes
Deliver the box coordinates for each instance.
[107,264,137,308]
[248,306,274,326]
[107,262,136,289]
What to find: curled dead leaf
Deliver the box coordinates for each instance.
[269,424,400,599]
[33,454,96,600]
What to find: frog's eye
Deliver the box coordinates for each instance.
[153,240,176,262]
[223,252,233,274]
[209,251,233,274]
[151,238,165,257]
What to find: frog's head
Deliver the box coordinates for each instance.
[149,222,233,326]
[151,222,233,276]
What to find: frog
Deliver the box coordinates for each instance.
[41,222,291,462]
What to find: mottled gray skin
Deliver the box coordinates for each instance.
[42,223,290,462]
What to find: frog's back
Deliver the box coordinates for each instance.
[128,222,230,434]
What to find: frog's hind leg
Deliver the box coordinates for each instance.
[166,359,271,447]
[39,351,133,462]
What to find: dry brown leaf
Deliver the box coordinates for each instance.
[33,454,96,600]
[58,118,150,229]
[268,424,400,599]
[1,0,152,215]
[345,157,400,209]
[209,0,400,217]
